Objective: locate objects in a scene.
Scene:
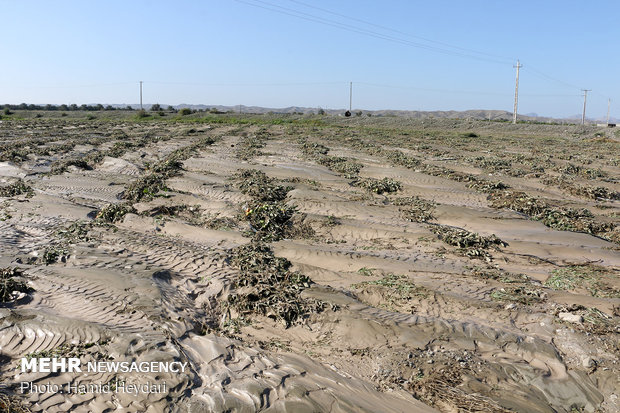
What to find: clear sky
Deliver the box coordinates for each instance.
[1,0,618,118]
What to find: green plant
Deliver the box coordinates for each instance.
[357,267,375,276]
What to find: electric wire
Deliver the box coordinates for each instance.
[234,0,511,65]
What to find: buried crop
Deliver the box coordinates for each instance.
[430,225,507,261]
[0,180,33,198]
[300,141,329,156]
[95,202,137,223]
[354,177,402,194]
[391,196,436,222]
[467,266,531,284]
[121,138,216,203]
[567,184,620,201]
[234,169,314,240]
[244,201,296,241]
[122,173,170,202]
[0,268,32,303]
[55,221,92,243]
[199,214,238,231]
[233,169,291,202]
[300,139,363,178]
[318,156,362,178]
[383,149,421,168]
[544,265,620,298]
[49,158,92,175]
[430,225,507,249]
[466,180,508,193]
[490,286,546,305]
[236,132,268,160]
[224,242,327,327]
[353,273,428,308]
[40,246,69,265]
[142,204,197,217]
[488,190,616,240]
[550,179,620,201]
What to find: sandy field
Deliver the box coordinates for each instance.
[0,113,619,412]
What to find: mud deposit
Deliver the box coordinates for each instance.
[1,115,618,412]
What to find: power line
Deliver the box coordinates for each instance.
[235,0,511,65]
[285,0,513,63]
[524,65,582,91]
[355,81,576,98]
[144,80,346,87]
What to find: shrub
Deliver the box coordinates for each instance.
[179,108,192,116]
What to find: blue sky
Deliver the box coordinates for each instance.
[1,0,618,118]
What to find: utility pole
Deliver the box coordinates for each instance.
[606,98,611,125]
[513,60,522,124]
[139,81,143,110]
[581,89,591,125]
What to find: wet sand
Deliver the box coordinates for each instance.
[0,116,618,412]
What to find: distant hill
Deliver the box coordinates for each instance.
[108,104,610,124]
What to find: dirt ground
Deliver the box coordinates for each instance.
[0,112,618,412]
